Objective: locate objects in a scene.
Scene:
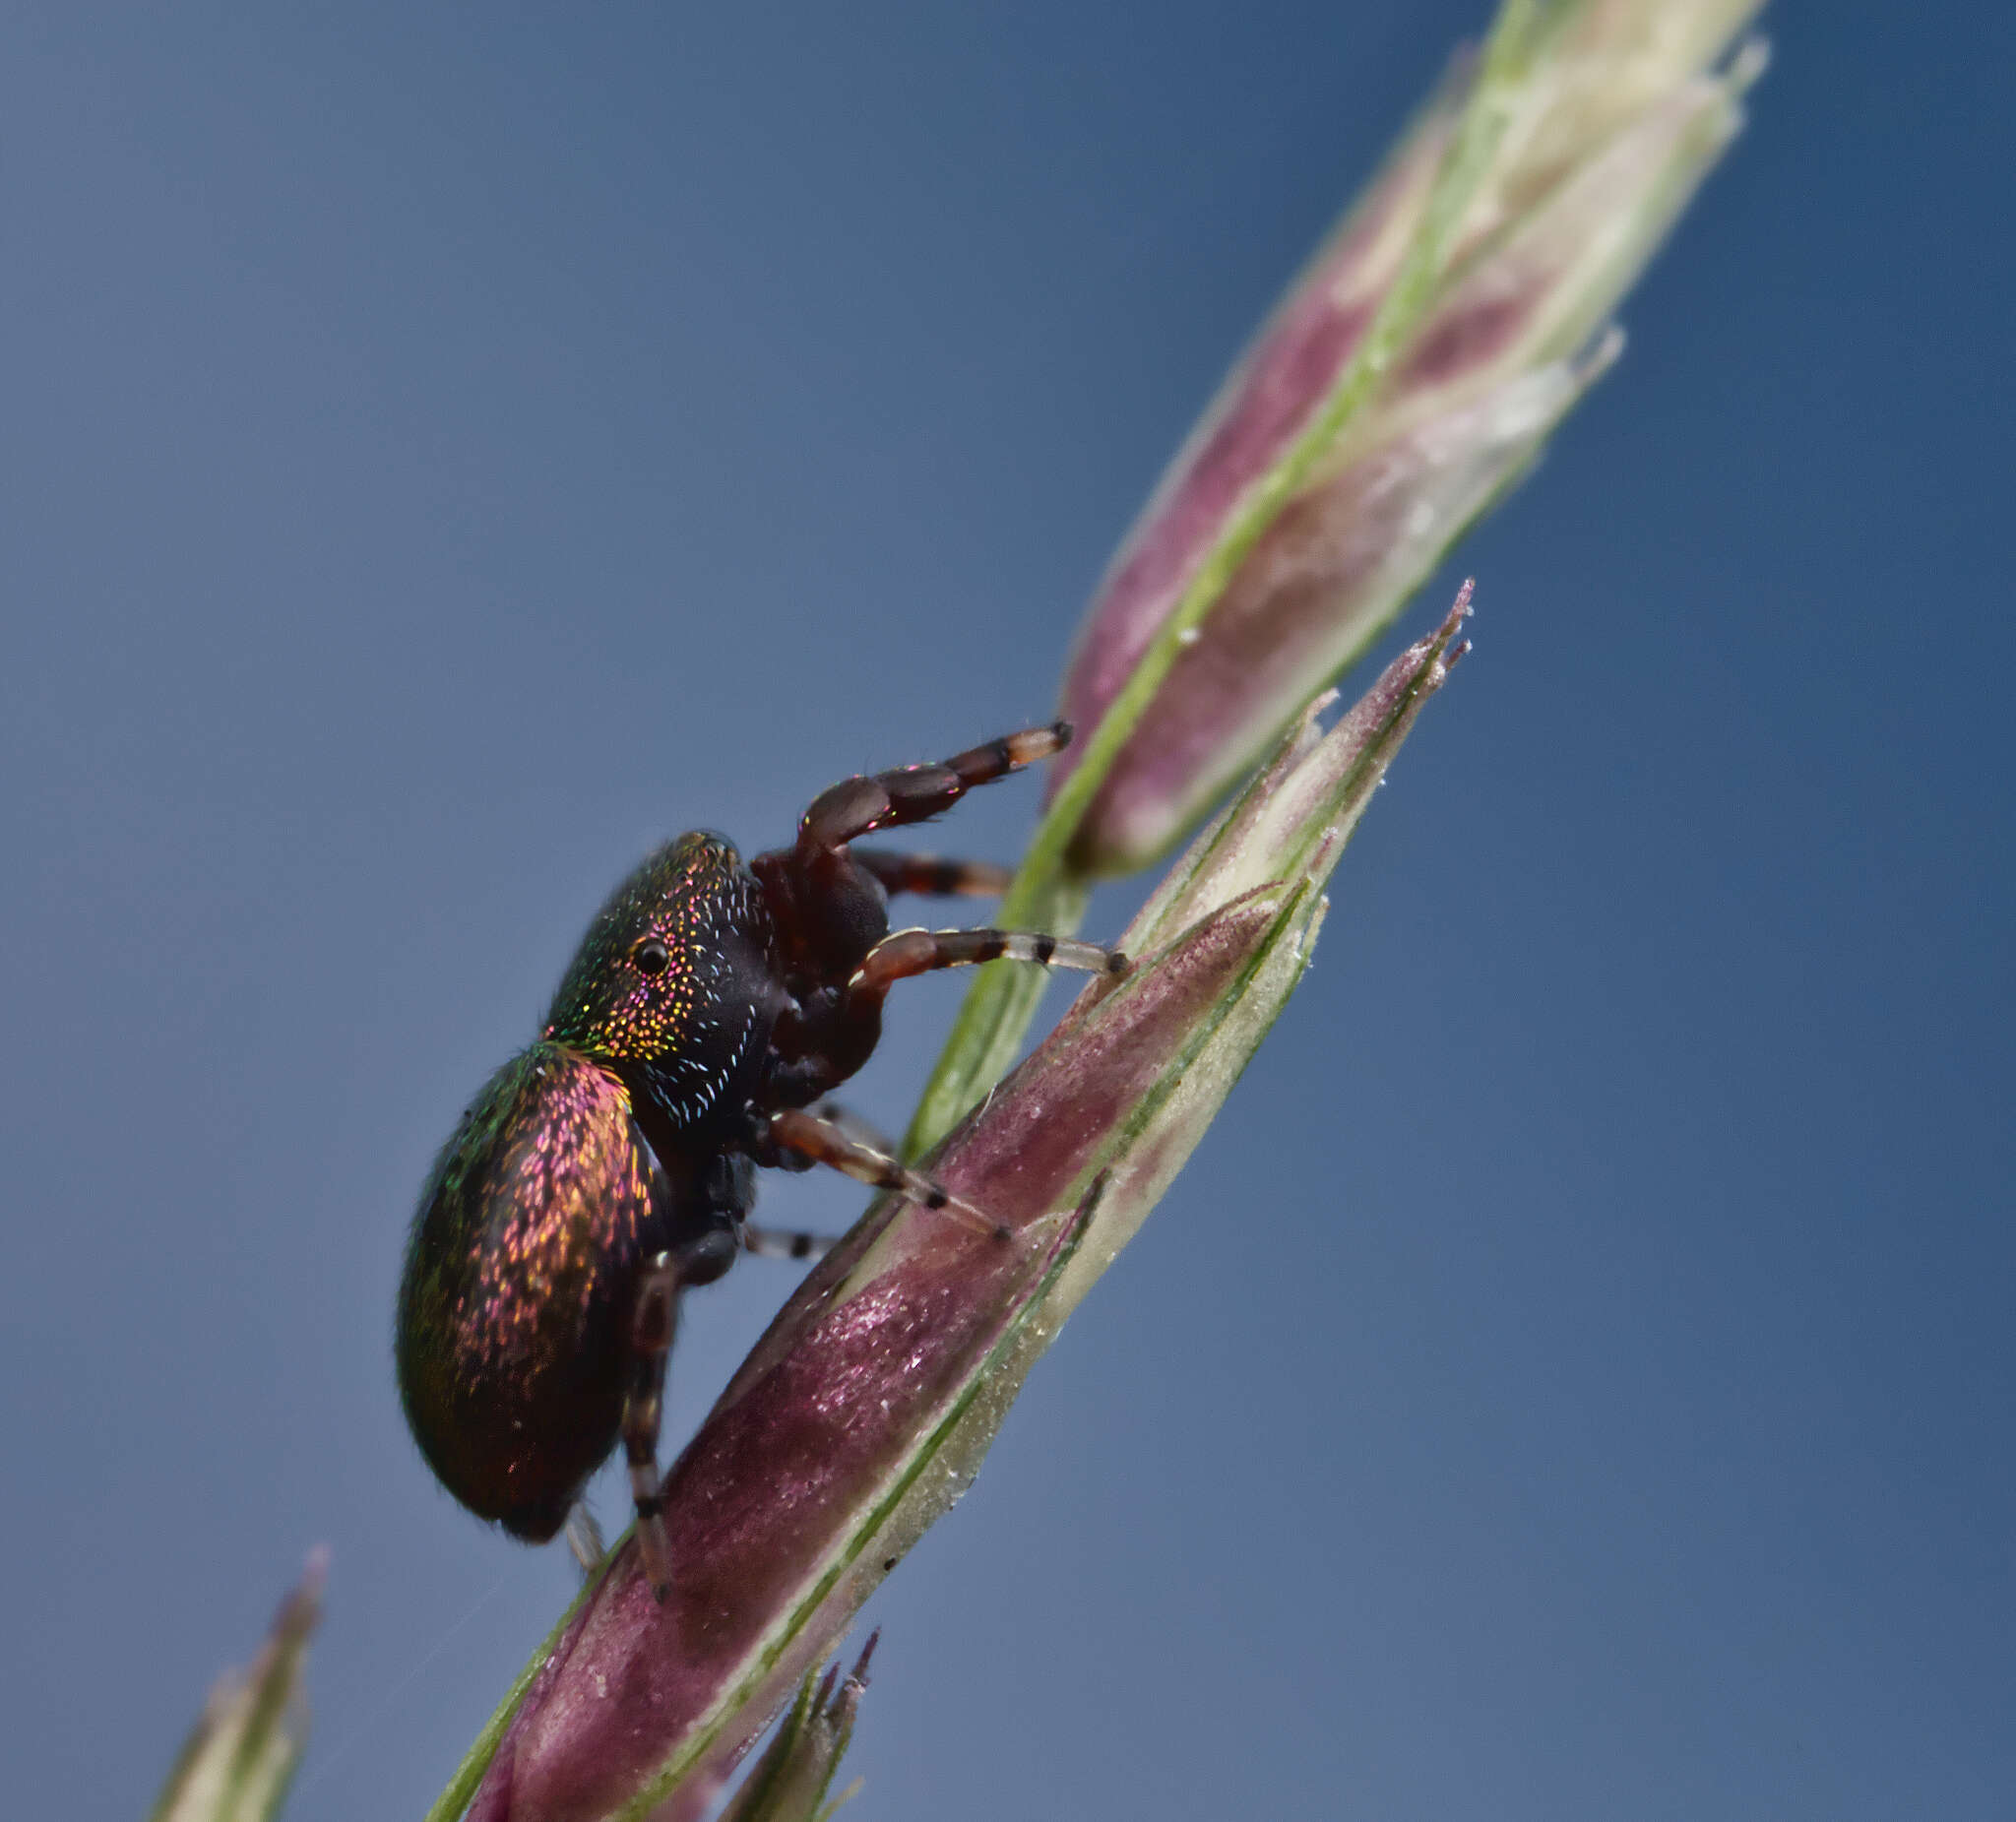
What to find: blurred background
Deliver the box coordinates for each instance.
[3,5,2010,1818]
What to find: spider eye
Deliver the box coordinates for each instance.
[634,938,670,977]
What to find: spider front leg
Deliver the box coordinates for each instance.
[795,723,1071,853]
[622,1252,679,1598]
[850,927,1127,1008]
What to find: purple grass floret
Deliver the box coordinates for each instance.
[1053,3,1765,872]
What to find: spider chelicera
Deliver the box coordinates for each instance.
[395,723,1123,1591]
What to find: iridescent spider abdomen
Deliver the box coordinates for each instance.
[396,1044,666,1540]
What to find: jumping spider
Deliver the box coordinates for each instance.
[396,723,1123,1590]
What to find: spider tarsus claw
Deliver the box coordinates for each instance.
[1105,950,1131,975]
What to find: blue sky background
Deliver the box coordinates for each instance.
[3,5,2010,1819]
